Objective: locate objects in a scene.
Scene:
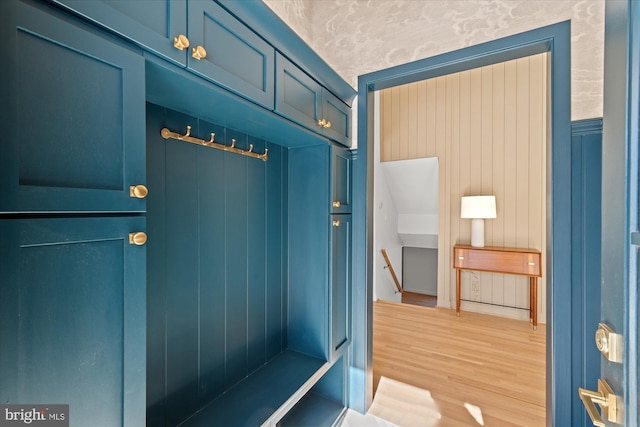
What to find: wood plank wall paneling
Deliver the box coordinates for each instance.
[379,53,548,322]
[146,104,286,426]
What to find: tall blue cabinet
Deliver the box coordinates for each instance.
[0,1,147,425]
[1,0,356,426]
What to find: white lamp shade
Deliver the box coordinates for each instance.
[460,196,496,219]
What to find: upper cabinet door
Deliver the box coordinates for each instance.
[275,52,323,131]
[322,90,352,147]
[187,1,275,109]
[54,0,188,65]
[331,145,352,214]
[276,53,353,147]
[0,1,146,213]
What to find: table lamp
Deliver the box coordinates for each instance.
[461,196,496,247]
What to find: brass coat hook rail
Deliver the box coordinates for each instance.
[160,126,268,161]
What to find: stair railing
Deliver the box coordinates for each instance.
[381,249,402,294]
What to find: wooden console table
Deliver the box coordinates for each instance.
[453,245,542,329]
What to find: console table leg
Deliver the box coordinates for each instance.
[529,277,533,322]
[533,277,538,330]
[456,269,461,317]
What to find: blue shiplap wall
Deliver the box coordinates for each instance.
[146,103,287,426]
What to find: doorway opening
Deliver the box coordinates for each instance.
[351,21,572,426]
[369,51,549,424]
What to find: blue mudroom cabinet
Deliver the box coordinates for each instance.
[0,2,148,425]
[1,0,356,426]
[54,0,275,109]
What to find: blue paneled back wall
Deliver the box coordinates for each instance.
[145,103,288,426]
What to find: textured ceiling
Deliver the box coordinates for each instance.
[263,0,604,120]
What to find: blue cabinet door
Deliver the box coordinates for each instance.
[0,216,146,427]
[53,0,187,65]
[187,1,275,109]
[275,52,323,131]
[276,53,353,147]
[0,1,146,213]
[330,215,351,361]
[331,145,352,214]
[322,90,352,147]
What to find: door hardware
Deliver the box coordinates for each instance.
[595,323,623,363]
[578,379,622,426]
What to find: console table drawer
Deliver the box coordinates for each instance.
[454,247,541,277]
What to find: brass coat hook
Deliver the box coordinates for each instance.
[160,127,268,161]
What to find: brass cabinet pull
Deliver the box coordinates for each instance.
[332,201,341,208]
[129,232,147,246]
[325,120,332,128]
[578,379,622,427]
[528,262,536,266]
[192,45,207,60]
[129,185,148,199]
[332,220,341,227]
[173,34,190,50]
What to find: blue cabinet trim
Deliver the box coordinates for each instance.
[287,144,330,360]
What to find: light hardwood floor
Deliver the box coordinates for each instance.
[373,300,546,426]
[401,291,437,308]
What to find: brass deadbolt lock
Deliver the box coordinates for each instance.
[595,323,623,363]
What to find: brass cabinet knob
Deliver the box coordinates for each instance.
[129,185,148,199]
[317,119,332,129]
[192,45,207,60]
[129,232,147,246]
[332,220,341,227]
[173,34,190,50]
[332,201,341,208]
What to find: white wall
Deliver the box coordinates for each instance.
[373,92,402,302]
[381,157,439,250]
